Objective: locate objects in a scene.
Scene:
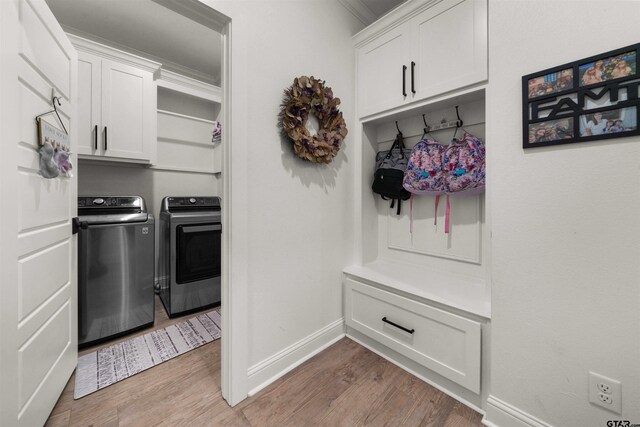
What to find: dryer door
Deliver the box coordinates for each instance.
[175,223,222,284]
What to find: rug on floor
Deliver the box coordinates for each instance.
[74,309,221,399]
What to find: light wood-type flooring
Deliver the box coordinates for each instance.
[45,297,483,426]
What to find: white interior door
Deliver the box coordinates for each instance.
[0,0,78,425]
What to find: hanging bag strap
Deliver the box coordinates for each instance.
[385,134,401,160]
[409,194,414,236]
[434,195,440,226]
[444,195,451,234]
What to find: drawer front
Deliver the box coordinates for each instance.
[344,278,481,393]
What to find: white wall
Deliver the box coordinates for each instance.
[204,0,363,388]
[487,1,640,425]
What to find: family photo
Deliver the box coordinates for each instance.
[527,68,573,99]
[579,107,637,136]
[528,117,574,143]
[579,51,636,86]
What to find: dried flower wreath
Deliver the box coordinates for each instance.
[279,76,348,164]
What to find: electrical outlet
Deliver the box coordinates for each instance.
[598,383,612,394]
[589,371,621,414]
[598,393,613,404]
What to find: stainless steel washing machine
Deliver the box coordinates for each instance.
[76,195,155,347]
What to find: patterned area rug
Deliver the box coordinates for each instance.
[74,309,221,399]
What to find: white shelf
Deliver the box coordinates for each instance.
[343,259,491,319]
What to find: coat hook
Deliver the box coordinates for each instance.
[422,114,430,135]
[395,120,403,137]
[455,105,463,128]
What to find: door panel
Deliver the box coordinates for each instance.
[18,240,71,321]
[18,0,71,97]
[0,0,78,425]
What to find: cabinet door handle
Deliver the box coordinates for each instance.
[382,317,415,334]
[402,65,407,97]
[94,125,98,150]
[411,61,416,94]
[104,126,108,151]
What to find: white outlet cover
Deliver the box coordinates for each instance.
[589,371,622,414]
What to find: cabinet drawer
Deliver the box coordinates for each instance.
[344,278,481,393]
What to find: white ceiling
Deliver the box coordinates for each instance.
[361,0,406,18]
[46,0,222,85]
[45,0,404,86]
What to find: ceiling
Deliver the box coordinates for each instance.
[46,0,222,85]
[45,0,405,87]
[360,0,406,18]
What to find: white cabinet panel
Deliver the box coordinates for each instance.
[76,53,101,156]
[74,44,158,163]
[354,0,487,117]
[412,0,487,99]
[102,60,149,160]
[345,278,481,393]
[357,25,411,117]
[386,195,482,264]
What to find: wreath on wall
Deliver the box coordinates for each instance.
[279,76,348,164]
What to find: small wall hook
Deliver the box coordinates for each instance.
[35,93,68,135]
[422,114,429,131]
[455,105,463,128]
[395,120,403,136]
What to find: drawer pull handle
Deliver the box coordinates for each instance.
[382,317,414,334]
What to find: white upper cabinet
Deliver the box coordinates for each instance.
[354,0,487,118]
[356,24,411,118]
[71,35,159,163]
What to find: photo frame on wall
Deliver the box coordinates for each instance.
[523,43,640,148]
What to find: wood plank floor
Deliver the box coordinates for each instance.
[46,298,483,426]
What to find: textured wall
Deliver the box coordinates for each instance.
[487,1,640,425]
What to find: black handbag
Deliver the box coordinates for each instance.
[372,133,411,215]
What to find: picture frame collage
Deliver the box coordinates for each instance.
[522,43,639,148]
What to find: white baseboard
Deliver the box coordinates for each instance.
[247,318,345,396]
[483,396,553,427]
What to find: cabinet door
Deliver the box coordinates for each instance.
[101,59,154,162]
[76,51,101,156]
[411,0,487,100]
[356,24,411,118]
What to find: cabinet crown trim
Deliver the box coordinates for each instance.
[353,0,445,47]
[67,33,162,74]
[156,69,222,103]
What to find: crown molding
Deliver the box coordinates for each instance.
[338,0,378,26]
[64,26,219,85]
[353,0,444,48]
[156,69,221,103]
[151,0,228,33]
[66,31,162,74]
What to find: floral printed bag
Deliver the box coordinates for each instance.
[443,132,485,196]
[401,132,485,234]
[440,132,486,233]
[402,138,447,195]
